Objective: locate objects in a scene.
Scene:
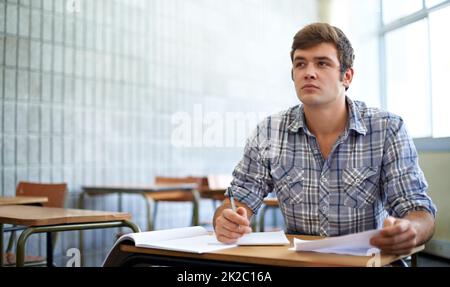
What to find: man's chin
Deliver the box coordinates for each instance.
[297,94,324,106]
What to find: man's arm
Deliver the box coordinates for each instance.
[370,211,435,255]
[213,120,275,244]
[372,117,437,255]
[213,198,254,244]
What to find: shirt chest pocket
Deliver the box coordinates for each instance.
[343,166,380,208]
[271,164,305,204]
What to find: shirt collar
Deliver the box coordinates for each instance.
[287,96,367,136]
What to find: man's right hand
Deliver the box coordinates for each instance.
[214,207,252,244]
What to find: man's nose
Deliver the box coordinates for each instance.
[303,64,317,80]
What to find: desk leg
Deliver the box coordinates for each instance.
[16,228,34,267]
[46,232,53,267]
[17,221,141,267]
[122,220,141,233]
[118,192,123,234]
[118,192,123,212]
[78,191,85,267]
[1,224,4,267]
[143,194,155,231]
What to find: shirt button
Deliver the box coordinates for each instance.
[322,206,328,212]
[321,177,328,183]
[286,176,292,180]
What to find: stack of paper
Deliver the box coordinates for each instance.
[292,229,381,256]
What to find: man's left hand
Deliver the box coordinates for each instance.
[370,216,418,255]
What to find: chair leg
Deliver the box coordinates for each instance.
[411,253,418,267]
[153,202,158,229]
[191,189,200,226]
[1,224,3,267]
[6,227,16,252]
[259,205,268,232]
[46,232,53,267]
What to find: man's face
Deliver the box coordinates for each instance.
[292,42,353,107]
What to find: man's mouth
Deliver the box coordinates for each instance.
[302,84,319,90]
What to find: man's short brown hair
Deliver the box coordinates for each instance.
[290,23,355,79]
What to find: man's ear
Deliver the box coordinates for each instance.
[343,68,354,90]
[291,68,294,81]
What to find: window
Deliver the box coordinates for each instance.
[381,0,450,138]
[382,0,423,24]
[426,0,447,8]
[385,20,430,138]
[429,6,450,137]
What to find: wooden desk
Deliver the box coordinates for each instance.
[81,184,198,231]
[0,196,49,266]
[0,205,140,267]
[104,235,423,267]
[198,188,226,201]
[0,196,48,206]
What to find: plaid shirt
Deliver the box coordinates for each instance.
[228,97,436,236]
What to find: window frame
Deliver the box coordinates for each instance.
[379,0,450,151]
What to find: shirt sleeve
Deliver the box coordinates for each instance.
[381,116,437,218]
[227,123,274,214]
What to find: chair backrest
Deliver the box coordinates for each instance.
[15,182,67,208]
[206,174,233,190]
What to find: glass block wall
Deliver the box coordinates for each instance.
[1,0,316,265]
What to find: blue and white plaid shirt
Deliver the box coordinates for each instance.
[228,97,437,236]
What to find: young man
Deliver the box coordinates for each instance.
[213,23,436,255]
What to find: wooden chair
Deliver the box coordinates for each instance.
[199,175,257,230]
[144,176,204,230]
[3,182,67,266]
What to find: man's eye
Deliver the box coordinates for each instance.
[318,62,328,67]
[295,63,305,68]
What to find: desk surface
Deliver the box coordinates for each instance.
[118,235,423,267]
[0,205,131,226]
[263,198,279,207]
[0,196,48,206]
[82,184,197,194]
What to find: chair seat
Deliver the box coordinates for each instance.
[144,191,194,202]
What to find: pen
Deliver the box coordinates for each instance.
[227,188,237,212]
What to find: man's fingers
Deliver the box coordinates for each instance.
[219,219,249,235]
[214,208,253,244]
[377,240,416,255]
[371,227,416,248]
[383,216,395,227]
[216,234,239,244]
[216,225,245,239]
[223,208,250,226]
[380,219,409,237]
[236,207,247,218]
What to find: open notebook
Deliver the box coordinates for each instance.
[103,226,289,266]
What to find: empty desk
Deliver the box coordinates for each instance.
[0,205,140,267]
